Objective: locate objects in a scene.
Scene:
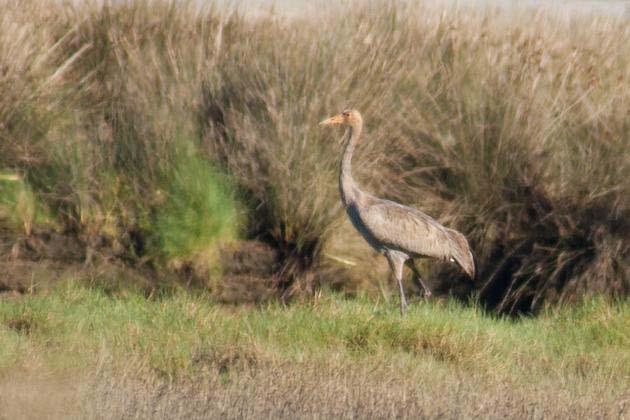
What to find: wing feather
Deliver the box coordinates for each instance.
[357,199,475,278]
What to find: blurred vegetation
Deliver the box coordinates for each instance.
[152,149,239,261]
[0,173,55,235]
[0,0,628,313]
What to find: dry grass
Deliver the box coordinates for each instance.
[4,360,623,419]
[82,363,627,419]
[0,0,628,312]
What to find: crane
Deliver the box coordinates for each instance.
[320,109,475,314]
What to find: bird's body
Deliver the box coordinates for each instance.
[320,109,475,314]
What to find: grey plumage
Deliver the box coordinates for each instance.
[320,109,475,314]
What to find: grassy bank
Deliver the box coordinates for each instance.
[0,281,628,417]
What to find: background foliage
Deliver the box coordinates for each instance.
[0,0,628,314]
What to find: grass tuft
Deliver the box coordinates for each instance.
[152,147,240,262]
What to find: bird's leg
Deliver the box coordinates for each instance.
[407,259,432,298]
[386,253,408,315]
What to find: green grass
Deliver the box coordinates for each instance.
[0,173,55,234]
[1,281,627,379]
[0,281,628,417]
[152,147,240,261]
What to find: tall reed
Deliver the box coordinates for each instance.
[0,0,627,312]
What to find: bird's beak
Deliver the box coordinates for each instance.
[319,114,344,126]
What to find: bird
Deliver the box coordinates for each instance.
[320,109,475,314]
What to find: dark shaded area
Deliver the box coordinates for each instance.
[434,178,629,315]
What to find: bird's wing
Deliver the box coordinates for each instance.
[359,200,475,277]
[359,200,451,258]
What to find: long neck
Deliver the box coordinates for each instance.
[339,122,362,206]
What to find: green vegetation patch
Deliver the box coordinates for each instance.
[0,282,627,382]
[152,150,240,262]
[0,172,55,234]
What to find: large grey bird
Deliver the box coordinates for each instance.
[320,109,475,314]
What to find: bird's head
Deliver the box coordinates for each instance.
[319,109,362,128]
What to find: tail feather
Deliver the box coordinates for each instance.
[446,228,475,279]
